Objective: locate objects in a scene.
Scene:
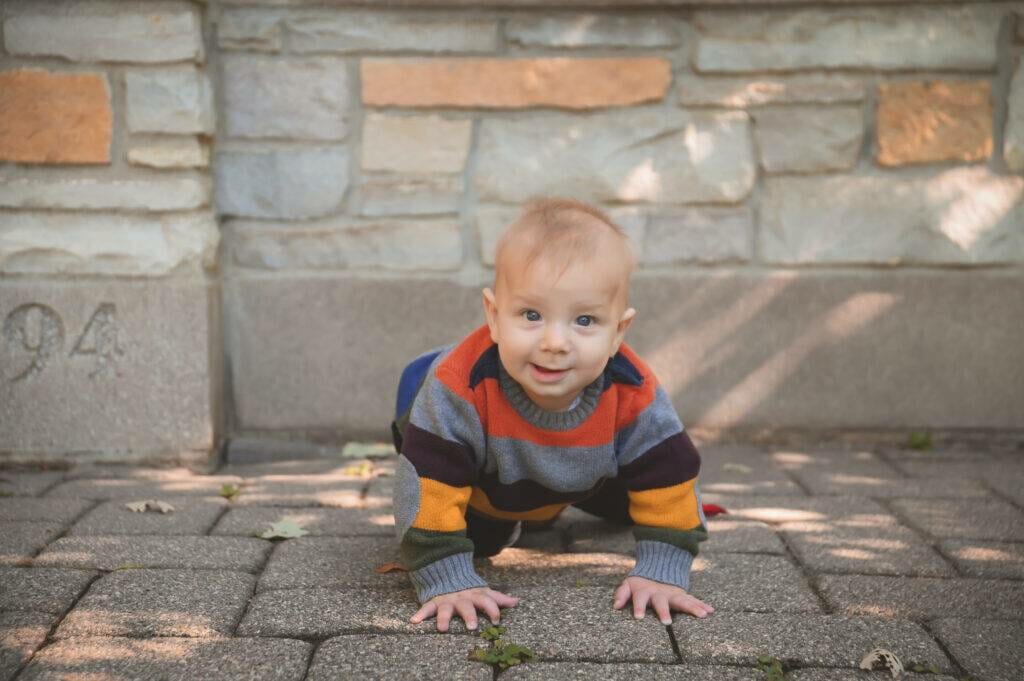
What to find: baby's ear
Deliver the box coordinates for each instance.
[482,287,499,343]
[612,307,637,353]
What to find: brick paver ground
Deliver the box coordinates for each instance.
[1,442,1021,680]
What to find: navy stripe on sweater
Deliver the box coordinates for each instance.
[618,431,701,490]
[403,423,476,487]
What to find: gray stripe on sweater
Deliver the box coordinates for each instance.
[629,540,695,590]
[615,385,684,467]
[483,436,617,492]
[410,551,488,602]
[407,352,487,469]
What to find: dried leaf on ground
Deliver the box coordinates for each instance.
[723,463,753,474]
[125,499,175,514]
[860,648,904,679]
[220,483,241,501]
[257,518,309,539]
[341,441,396,459]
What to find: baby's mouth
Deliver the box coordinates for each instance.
[532,363,568,374]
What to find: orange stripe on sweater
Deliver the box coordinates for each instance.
[412,478,471,532]
[627,479,702,530]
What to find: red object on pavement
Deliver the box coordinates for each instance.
[702,503,728,517]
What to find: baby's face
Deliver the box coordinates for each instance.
[483,250,635,412]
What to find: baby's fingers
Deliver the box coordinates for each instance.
[454,600,478,631]
[410,601,437,624]
[472,594,502,625]
[436,603,454,632]
[487,589,520,608]
[669,593,712,619]
[652,594,673,625]
[612,582,631,610]
[632,590,651,620]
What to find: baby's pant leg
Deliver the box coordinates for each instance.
[466,509,520,558]
[571,477,633,525]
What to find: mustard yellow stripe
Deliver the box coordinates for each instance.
[412,477,471,533]
[628,479,702,530]
[469,487,566,522]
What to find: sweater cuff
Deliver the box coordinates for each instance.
[409,551,488,603]
[628,540,695,591]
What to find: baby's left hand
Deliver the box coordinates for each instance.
[613,576,714,624]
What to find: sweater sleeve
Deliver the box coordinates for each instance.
[393,360,488,602]
[615,385,708,591]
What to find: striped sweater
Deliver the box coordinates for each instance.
[393,324,708,602]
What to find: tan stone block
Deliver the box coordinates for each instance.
[361,57,670,109]
[0,69,111,165]
[877,80,992,166]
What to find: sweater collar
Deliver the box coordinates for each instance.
[496,359,605,431]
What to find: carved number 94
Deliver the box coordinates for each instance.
[2,303,123,382]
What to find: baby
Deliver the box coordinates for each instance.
[390,198,712,632]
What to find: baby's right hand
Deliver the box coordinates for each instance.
[410,587,519,633]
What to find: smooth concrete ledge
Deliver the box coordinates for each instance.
[0,279,220,466]
[224,270,1024,439]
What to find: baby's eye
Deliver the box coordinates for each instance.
[523,310,541,322]
[576,315,595,327]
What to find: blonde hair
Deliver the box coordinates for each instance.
[493,198,636,299]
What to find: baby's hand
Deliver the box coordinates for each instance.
[613,576,714,625]
[410,587,519,633]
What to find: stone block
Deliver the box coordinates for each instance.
[362,114,471,174]
[223,55,350,140]
[362,58,670,109]
[0,69,111,165]
[225,271,1024,435]
[218,9,283,52]
[0,567,97,614]
[4,1,203,63]
[761,168,1024,265]
[18,637,311,681]
[0,280,216,462]
[672,613,950,670]
[33,536,269,572]
[215,147,348,219]
[228,479,369,508]
[678,73,865,107]
[68,497,227,535]
[694,6,1001,72]
[0,612,55,681]
[788,470,990,499]
[877,80,992,166]
[939,541,1024,579]
[126,66,213,134]
[0,498,92,523]
[257,536,405,591]
[212,506,393,537]
[0,176,209,211]
[306,634,492,680]
[699,445,803,496]
[931,619,1024,681]
[642,207,753,264]
[504,663,760,681]
[788,671,954,681]
[689,553,821,613]
[0,212,217,276]
[0,472,63,496]
[224,276,481,432]
[819,574,1024,620]
[476,110,754,204]
[54,569,255,638]
[754,106,863,173]
[287,11,498,53]
[128,136,209,169]
[1006,59,1024,173]
[356,175,462,217]
[46,472,241,500]
[506,14,683,47]
[477,548,632,588]
[498,586,676,661]
[237,587,478,637]
[223,218,461,272]
[0,523,65,566]
[889,498,1024,541]
[703,520,785,554]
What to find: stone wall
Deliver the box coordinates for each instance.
[2,1,1023,463]
[0,1,221,464]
